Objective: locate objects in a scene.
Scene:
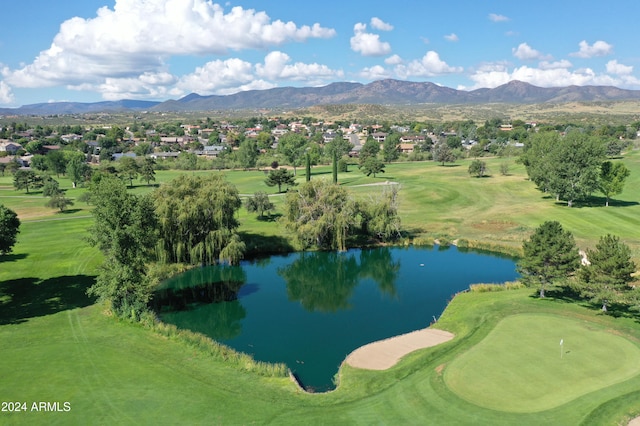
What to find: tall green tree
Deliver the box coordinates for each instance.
[360,185,401,241]
[276,132,307,175]
[139,157,157,186]
[332,151,338,184]
[265,168,297,193]
[66,153,91,188]
[306,153,312,182]
[13,170,43,194]
[46,150,67,177]
[578,234,636,312]
[118,157,139,188]
[359,156,386,177]
[598,161,630,207]
[87,177,158,318]
[549,131,606,207]
[517,221,581,298]
[283,179,359,251]
[359,138,380,161]
[237,138,258,169]
[522,131,606,206]
[42,176,60,197]
[382,133,400,163]
[432,143,455,166]
[520,131,558,194]
[468,160,488,177]
[45,192,74,212]
[25,140,45,155]
[30,154,49,171]
[0,205,20,255]
[324,136,353,161]
[154,175,244,265]
[244,191,275,218]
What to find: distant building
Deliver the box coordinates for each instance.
[0,141,22,154]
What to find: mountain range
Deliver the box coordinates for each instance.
[3,79,640,116]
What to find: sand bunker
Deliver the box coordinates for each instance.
[345,328,454,370]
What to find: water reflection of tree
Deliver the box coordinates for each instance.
[161,300,246,341]
[279,248,400,312]
[153,265,248,340]
[159,265,247,293]
[358,248,401,297]
[281,252,359,312]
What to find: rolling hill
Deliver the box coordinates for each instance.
[3,79,640,115]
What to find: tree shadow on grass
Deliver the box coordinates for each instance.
[0,275,96,325]
[550,196,638,209]
[544,286,640,320]
[580,195,639,208]
[57,208,83,215]
[0,253,28,263]
[239,232,294,258]
[256,213,283,222]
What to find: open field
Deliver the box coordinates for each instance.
[2,149,640,424]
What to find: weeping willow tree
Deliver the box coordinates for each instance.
[154,175,244,265]
[283,179,360,251]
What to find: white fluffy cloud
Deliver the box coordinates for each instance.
[174,52,343,97]
[539,60,572,70]
[359,65,392,80]
[512,43,551,61]
[72,73,183,101]
[256,51,344,81]
[371,17,394,31]
[606,60,633,75]
[178,58,266,95]
[0,81,14,105]
[385,54,403,65]
[350,23,392,56]
[444,33,459,42]
[395,51,463,78]
[5,0,335,90]
[488,13,510,22]
[570,40,613,58]
[464,61,640,90]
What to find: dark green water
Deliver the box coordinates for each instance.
[154,246,518,392]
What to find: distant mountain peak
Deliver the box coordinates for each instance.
[3,79,640,115]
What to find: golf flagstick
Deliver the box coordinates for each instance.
[560,339,564,359]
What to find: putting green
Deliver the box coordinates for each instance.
[444,313,640,413]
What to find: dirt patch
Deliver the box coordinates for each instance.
[345,328,454,370]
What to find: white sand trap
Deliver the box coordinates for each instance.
[345,328,454,370]
[628,416,640,426]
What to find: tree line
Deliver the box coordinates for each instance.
[520,130,630,207]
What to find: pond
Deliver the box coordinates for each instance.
[153,245,519,392]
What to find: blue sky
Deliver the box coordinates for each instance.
[1,0,639,106]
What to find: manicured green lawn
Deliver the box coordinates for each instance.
[2,150,640,424]
[445,313,640,413]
